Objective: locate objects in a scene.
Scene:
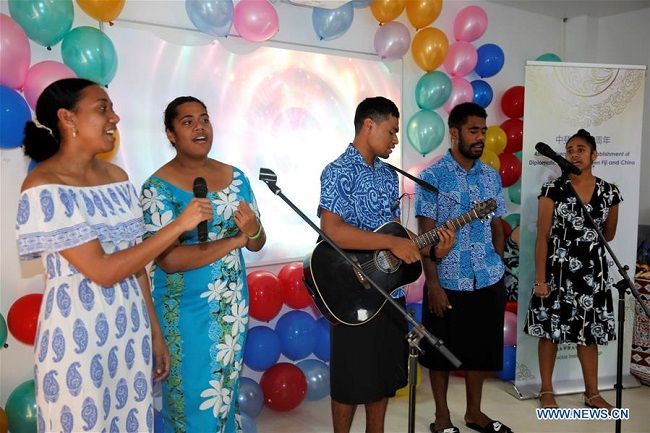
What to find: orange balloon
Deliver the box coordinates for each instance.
[77,0,125,23]
[98,129,120,161]
[370,0,406,24]
[480,149,500,171]
[411,27,449,72]
[406,0,443,30]
[485,125,507,155]
[0,407,7,433]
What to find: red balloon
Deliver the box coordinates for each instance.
[247,270,283,322]
[506,301,518,315]
[260,362,307,412]
[501,85,525,119]
[278,262,312,309]
[498,153,522,188]
[501,218,512,240]
[7,293,43,346]
[500,118,523,154]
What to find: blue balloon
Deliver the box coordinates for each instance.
[243,326,281,371]
[0,85,31,149]
[405,303,422,332]
[8,0,73,48]
[240,412,258,433]
[313,317,330,362]
[351,0,373,8]
[496,345,517,381]
[475,43,505,78]
[185,0,234,38]
[471,79,494,108]
[296,359,330,401]
[238,377,264,418]
[61,26,118,86]
[275,310,316,361]
[312,3,354,41]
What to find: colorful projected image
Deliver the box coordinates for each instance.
[107,25,401,264]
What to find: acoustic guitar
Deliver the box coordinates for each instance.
[303,199,497,326]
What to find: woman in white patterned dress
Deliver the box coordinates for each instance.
[15,78,213,433]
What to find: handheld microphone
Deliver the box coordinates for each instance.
[535,142,582,176]
[193,177,208,242]
[390,193,407,212]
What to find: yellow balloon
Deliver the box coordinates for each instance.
[98,129,120,161]
[411,27,449,72]
[395,363,422,397]
[480,149,501,171]
[485,125,507,155]
[406,0,443,30]
[77,0,125,23]
[370,0,406,24]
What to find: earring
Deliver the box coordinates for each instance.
[72,127,77,138]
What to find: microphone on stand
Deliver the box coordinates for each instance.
[390,193,407,212]
[193,177,208,242]
[535,142,582,175]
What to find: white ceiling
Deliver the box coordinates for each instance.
[487,0,649,19]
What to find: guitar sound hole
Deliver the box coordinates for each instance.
[375,250,400,273]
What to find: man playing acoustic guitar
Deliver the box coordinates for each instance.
[317,96,455,433]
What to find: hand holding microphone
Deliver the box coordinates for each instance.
[193,177,209,242]
[535,142,582,175]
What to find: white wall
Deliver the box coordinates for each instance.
[1,0,648,405]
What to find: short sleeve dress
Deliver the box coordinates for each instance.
[15,181,153,433]
[140,167,258,432]
[524,177,622,345]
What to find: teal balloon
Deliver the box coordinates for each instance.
[536,52,562,62]
[507,178,521,205]
[514,150,522,161]
[0,85,31,149]
[61,26,118,86]
[407,110,445,156]
[6,379,37,433]
[0,312,7,348]
[8,0,73,48]
[504,213,520,229]
[312,3,354,41]
[415,71,451,110]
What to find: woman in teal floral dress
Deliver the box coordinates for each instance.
[140,97,266,432]
[524,129,621,410]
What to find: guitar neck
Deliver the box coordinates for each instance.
[413,207,481,249]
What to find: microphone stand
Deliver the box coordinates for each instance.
[559,170,649,433]
[259,168,461,433]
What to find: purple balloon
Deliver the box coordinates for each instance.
[374,21,411,61]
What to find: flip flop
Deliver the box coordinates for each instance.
[429,423,460,433]
[466,420,514,433]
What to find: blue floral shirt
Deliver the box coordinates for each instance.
[318,144,404,297]
[414,150,506,291]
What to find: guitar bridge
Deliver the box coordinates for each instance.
[351,256,371,290]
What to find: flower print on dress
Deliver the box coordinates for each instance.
[214,191,239,220]
[200,280,227,304]
[199,380,233,417]
[223,299,248,337]
[140,186,166,214]
[216,334,240,366]
[145,208,173,233]
[223,249,241,271]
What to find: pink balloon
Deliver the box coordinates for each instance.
[0,13,31,89]
[503,310,517,346]
[233,0,279,42]
[453,6,488,42]
[443,41,478,77]
[405,271,425,303]
[24,61,77,110]
[442,77,473,113]
[373,21,411,61]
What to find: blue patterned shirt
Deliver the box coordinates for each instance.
[414,150,506,291]
[318,144,404,297]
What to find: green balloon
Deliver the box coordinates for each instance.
[508,178,521,205]
[6,379,37,433]
[0,313,7,349]
[8,0,73,48]
[61,26,118,87]
[407,110,445,156]
[504,213,520,229]
[536,53,562,62]
[415,71,452,110]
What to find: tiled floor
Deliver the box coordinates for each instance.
[253,374,650,433]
